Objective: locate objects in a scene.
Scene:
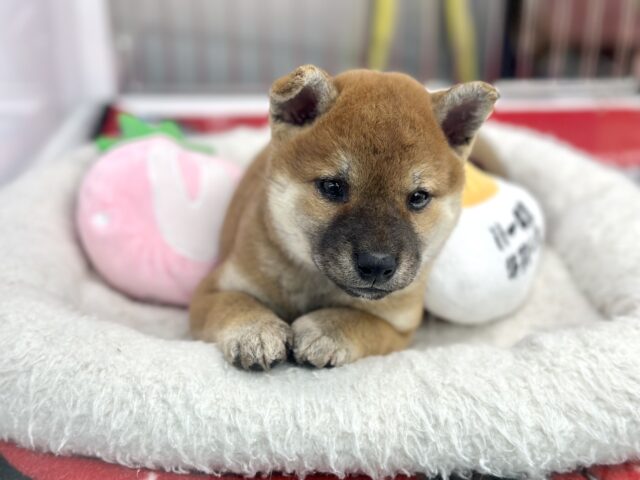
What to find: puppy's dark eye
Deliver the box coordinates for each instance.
[407,190,431,211]
[316,178,349,202]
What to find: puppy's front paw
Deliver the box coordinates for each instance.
[219,318,291,371]
[292,315,355,368]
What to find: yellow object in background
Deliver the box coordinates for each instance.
[367,0,397,70]
[444,0,478,82]
[368,0,478,82]
[462,162,499,207]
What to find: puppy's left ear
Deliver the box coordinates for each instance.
[269,65,338,140]
[431,81,499,158]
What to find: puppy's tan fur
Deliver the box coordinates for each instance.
[190,66,498,370]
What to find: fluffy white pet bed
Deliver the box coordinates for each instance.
[1,123,640,479]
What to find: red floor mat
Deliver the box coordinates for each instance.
[490,107,640,168]
[99,101,640,168]
[3,440,640,480]
[0,441,414,480]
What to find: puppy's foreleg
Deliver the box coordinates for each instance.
[190,290,291,370]
[291,308,414,368]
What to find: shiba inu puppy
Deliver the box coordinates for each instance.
[190,65,498,370]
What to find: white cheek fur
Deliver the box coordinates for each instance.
[267,176,316,267]
[420,194,462,265]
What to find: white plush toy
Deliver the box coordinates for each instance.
[77,115,543,324]
[424,162,545,324]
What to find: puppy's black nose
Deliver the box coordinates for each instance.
[355,252,397,282]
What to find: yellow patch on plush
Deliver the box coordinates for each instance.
[462,162,499,207]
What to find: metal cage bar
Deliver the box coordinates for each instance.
[107,0,639,93]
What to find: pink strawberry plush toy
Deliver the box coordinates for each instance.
[77,115,242,305]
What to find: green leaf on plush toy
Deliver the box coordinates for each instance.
[119,114,156,138]
[157,120,183,139]
[95,137,120,152]
[95,113,214,154]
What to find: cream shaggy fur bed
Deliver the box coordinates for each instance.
[0,123,639,478]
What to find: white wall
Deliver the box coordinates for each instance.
[0,0,116,183]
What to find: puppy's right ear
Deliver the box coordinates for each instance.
[269,65,338,139]
[431,81,499,159]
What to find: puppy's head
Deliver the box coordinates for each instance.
[266,65,498,300]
